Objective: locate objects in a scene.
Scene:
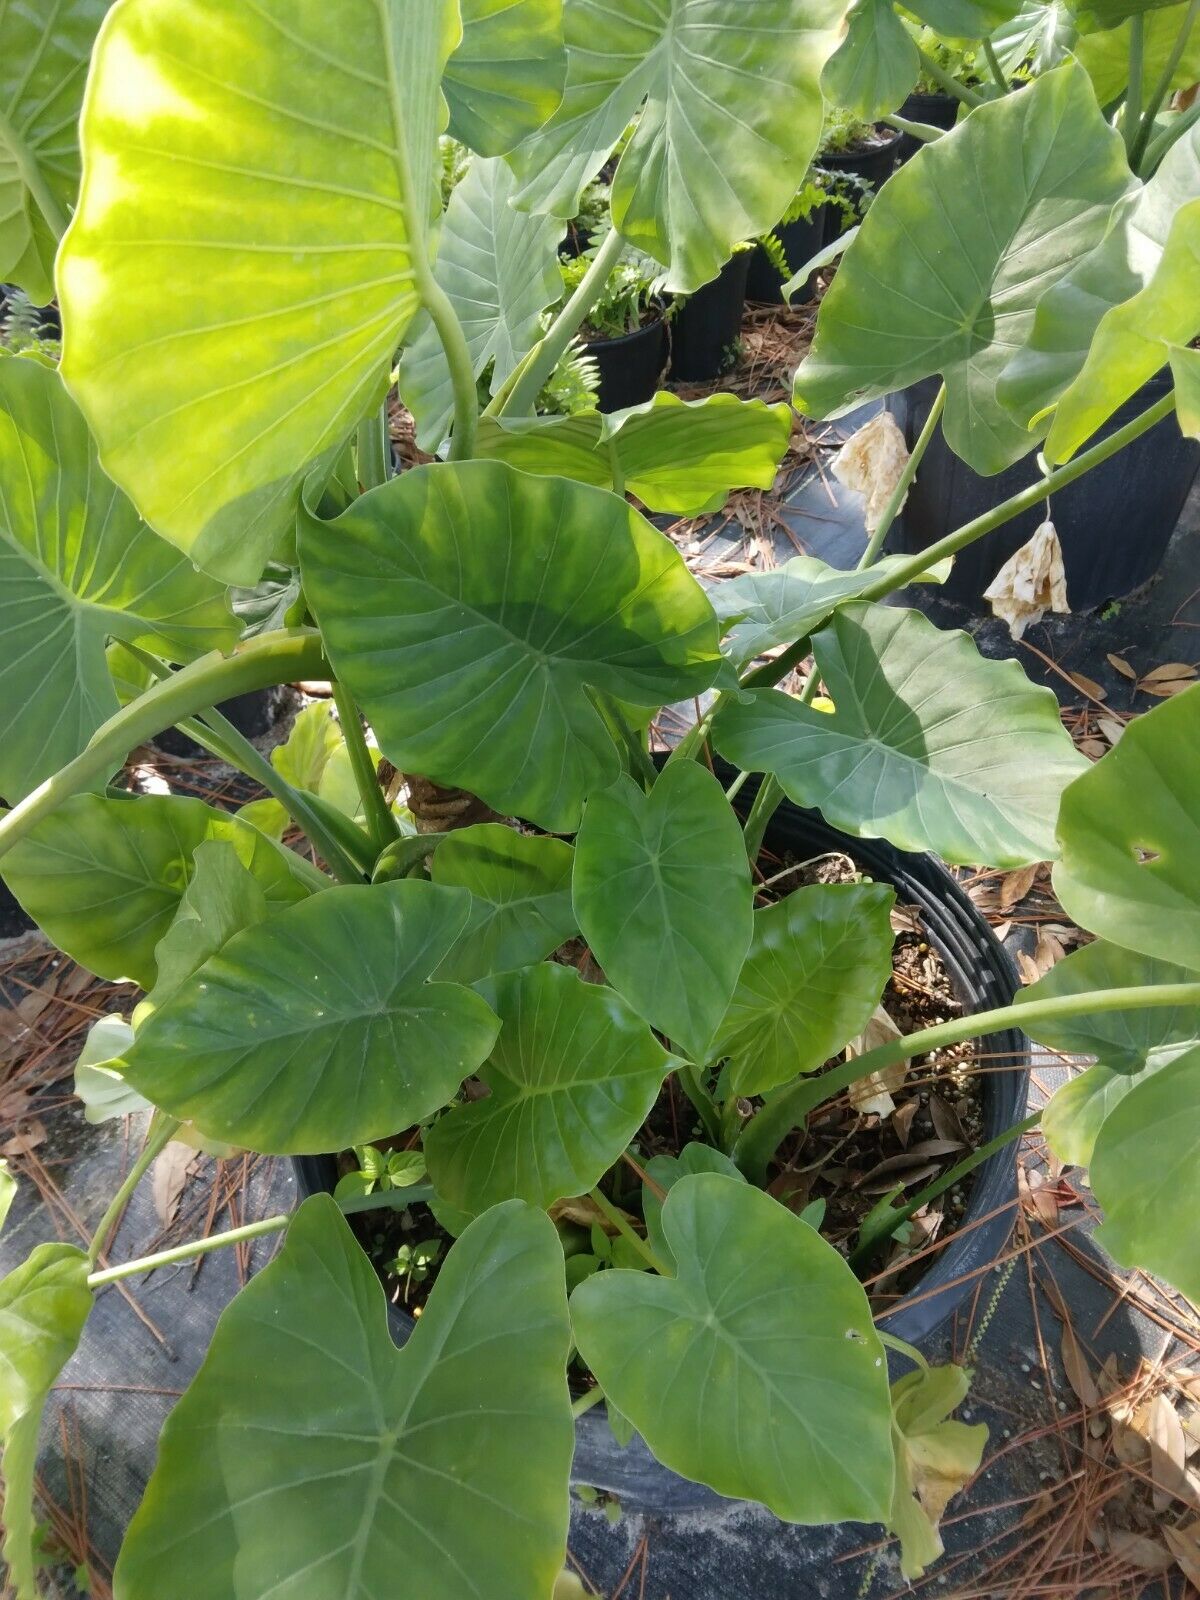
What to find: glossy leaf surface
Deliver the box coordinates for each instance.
[793,66,1132,473]
[715,604,1086,867]
[122,881,500,1154]
[115,1196,573,1600]
[300,461,722,833]
[571,1174,894,1522]
[425,962,674,1216]
[429,823,576,983]
[573,762,754,1061]
[713,884,895,1096]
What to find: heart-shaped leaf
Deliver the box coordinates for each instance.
[1053,685,1200,969]
[0,354,237,801]
[58,0,459,583]
[1090,1044,1200,1304]
[640,1142,747,1266]
[570,1173,894,1522]
[573,762,754,1061]
[0,793,314,986]
[429,823,577,983]
[0,0,107,303]
[715,603,1086,867]
[299,460,722,833]
[793,65,1132,473]
[444,0,567,157]
[712,552,949,667]
[821,0,920,121]
[142,839,271,1014]
[904,0,1024,31]
[507,0,849,293]
[0,1244,92,1599]
[121,880,500,1154]
[400,156,564,449]
[425,961,674,1217]
[475,392,791,517]
[114,1195,573,1600]
[712,883,895,1096]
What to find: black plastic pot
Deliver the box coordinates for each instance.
[745,209,827,305]
[889,371,1200,611]
[895,90,960,165]
[820,125,903,191]
[152,687,279,758]
[668,251,751,382]
[0,869,33,939]
[293,767,1025,1512]
[583,314,667,413]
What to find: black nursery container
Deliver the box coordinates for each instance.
[745,208,827,305]
[668,251,751,382]
[820,125,904,248]
[584,314,667,413]
[293,767,1026,1514]
[152,686,280,758]
[895,90,961,164]
[889,370,1200,611]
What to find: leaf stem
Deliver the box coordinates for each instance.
[588,1186,668,1275]
[735,982,1200,1185]
[1141,96,1200,172]
[856,384,946,569]
[356,400,390,490]
[1124,14,1146,159]
[916,50,984,107]
[982,38,1010,95]
[87,1114,181,1267]
[739,673,822,860]
[571,1387,607,1419]
[499,226,629,418]
[877,1330,929,1369]
[675,1061,723,1147]
[0,630,328,860]
[331,679,400,854]
[0,108,70,241]
[1131,0,1199,170]
[882,112,946,144]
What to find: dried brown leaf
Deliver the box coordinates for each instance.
[1148,1392,1195,1512]
[1068,670,1106,701]
[1139,661,1197,686]
[151,1141,199,1227]
[1109,1529,1172,1573]
[1164,1520,1200,1587]
[1097,716,1127,746]
[1061,1325,1101,1409]
[998,863,1040,912]
[1106,653,1137,680]
[892,1099,919,1148]
[983,519,1070,639]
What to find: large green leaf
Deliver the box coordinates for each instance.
[713,883,895,1095]
[1053,686,1200,969]
[57,0,459,584]
[299,461,722,833]
[990,0,1078,77]
[905,0,1024,31]
[115,1195,573,1600]
[1075,5,1200,104]
[0,354,236,801]
[0,793,313,986]
[793,65,1132,474]
[0,0,108,304]
[1172,344,1200,437]
[572,762,754,1062]
[507,0,849,293]
[712,551,949,668]
[121,880,500,1155]
[570,1173,894,1522]
[399,156,563,450]
[429,823,577,983]
[425,961,674,1217]
[444,0,567,157]
[1077,0,1183,28]
[1000,130,1200,457]
[143,838,271,1013]
[715,603,1087,867]
[1090,1045,1200,1303]
[475,392,792,517]
[821,0,920,122]
[640,1142,747,1265]
[1029,942,1200,1165]
[0,1245,92,1600]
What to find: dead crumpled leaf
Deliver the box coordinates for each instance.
[152,1141,201,1226]
[847,1005,904,1117]
[982,519,1070,639]
[831,411,910,533]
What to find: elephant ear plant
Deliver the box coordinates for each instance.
[1,2,1199,1596]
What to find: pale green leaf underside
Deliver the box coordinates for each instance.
[299,460,722,833]
[0,353,236,801]
[425,961,674,1216]
[429,822,577,983]
[58,0,456,584]
[1173,345,1200,437]
[444,0,567,157]
[400,156,563,450]
[572,762,754,1061]
[793,65,1132,474]
[122,881,500,1154]
[1053,685,1200,970]
[715,603,1087,867]
[0,0,108,303]
[475,392,792,517]
[0,792,313,986]
[508,0,849,293]
[74,1014,152,1126]
[821,0,919,122]
[571,1174,895,1523]
[114,1196,573,1600]
[904,0,1024,32]
[714,883,896,1096]
[1075,6,1200,106]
